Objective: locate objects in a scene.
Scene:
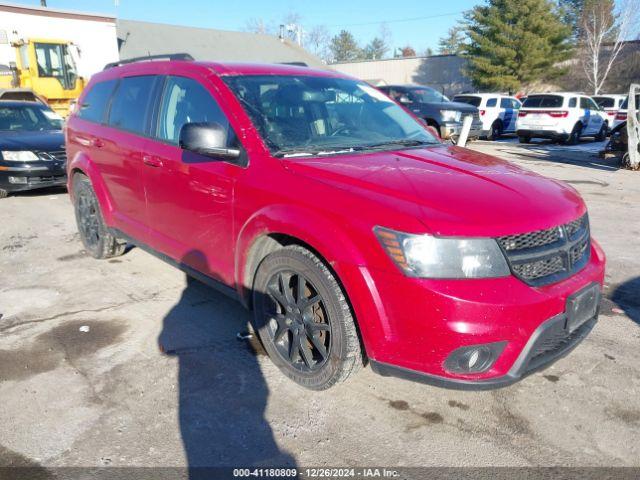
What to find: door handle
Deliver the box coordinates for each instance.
[143,155,164,168]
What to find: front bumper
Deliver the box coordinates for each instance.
[441,120,486,140]
[339,239,606,389]
[0,161,67,193]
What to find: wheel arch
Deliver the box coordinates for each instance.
[67,151,115,225]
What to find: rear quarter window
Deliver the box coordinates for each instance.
[523,95,564,108]
[77,79,117,123]
[486,98,497,107]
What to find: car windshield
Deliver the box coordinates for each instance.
[0,104,63,131]
[523,95,564,108]
[223,75,439,156]
[409,88,449,103]
[453,96,481,107]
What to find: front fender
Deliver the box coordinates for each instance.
[235,204,387,358]
[67,150,115,226]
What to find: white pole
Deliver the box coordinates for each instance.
[627,83,639,170]
[456,115,473,147]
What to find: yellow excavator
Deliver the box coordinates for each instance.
[0,37,85,116]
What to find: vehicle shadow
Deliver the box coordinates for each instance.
[610,277,640,325]
[487,138,619,172]
[157,251,296,477]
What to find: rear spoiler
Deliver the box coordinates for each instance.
[104,53,194,70]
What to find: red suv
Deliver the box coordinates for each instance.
[66,59,605,390]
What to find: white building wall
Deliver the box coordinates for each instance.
[0,6,119,80]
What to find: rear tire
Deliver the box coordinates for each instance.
[252,245,363,390]
[563,123,581,145]
[488,120,502,141]
[72,174,126,259]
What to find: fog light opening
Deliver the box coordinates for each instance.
[444,341,507,374]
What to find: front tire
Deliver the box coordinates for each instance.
[595,123,607,142]
[252,245,363,390]
[72,174,126,259]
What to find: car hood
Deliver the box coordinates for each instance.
[414,101,478,114]
[283,145,585,237]
[0,130,64,151]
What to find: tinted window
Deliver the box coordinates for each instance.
[593,96,614,109]
[568,97,577,108]
[408,87,449,103]
[511,99,521,109]
[0,105,63,131]
[486,98,497,107]
[500,98,511,108]
[157,75,235,146]
[579,97,592,109]
[108,75,158,134]
[78,79,117,123]
[523,95,563,108]
[453,96,481,107]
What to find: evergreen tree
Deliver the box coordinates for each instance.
[465,0,572,91]
[330,30,362,62]
[363,37,388,60]
[438,25,467,55]
[558,0,585,39]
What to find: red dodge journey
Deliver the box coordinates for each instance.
[66,58,605,390]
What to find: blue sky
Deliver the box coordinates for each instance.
[12,0,480,54]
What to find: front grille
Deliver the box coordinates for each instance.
[36,150,67,162]
[497,214,590,286]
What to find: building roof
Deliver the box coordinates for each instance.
[0,2,115,22]
[116,19,325,68]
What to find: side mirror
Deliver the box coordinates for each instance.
[179,122,240,160]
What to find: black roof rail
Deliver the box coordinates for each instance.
[278,62,308,67]
[104,53,194,70]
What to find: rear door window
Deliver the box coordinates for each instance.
[486,98,497,107]
[579,97,592,110]
[500,98,511,108]
[108,75,159,135]
[78,79,117,123]
[156,75,236,147]
[523,95,564,108]
[568,97,577,108]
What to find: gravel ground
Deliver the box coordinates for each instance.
[0,139,638,474]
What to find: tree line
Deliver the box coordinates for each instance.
[245,0,640,94]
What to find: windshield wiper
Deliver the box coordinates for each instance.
[352,139,437,151]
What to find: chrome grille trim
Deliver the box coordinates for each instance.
[497,214,590,286]
[36,150,67,162]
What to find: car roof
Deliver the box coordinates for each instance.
[592,94,626,99]
[0,100,48,108]
[92,60,347,81]
[454,93,512,98]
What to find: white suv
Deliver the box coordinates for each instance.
[593,94,626,126]
[516,93,608,144]
[453,93,521,140]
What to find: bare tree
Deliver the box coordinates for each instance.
[244,18,274,35]
[304,25,332,63]
[580,0,640,94]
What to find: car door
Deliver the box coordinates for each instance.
[93,75,161,240]
[499,97,516,132]
[579,97,598,134]
[588,97,605,133]
[142,73,243,285]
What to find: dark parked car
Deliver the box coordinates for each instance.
[0,101,66,198]
[377,85,485,140]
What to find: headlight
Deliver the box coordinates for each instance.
[375,227,510,278]
[440,110,462,122]
[2,151,39,162]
